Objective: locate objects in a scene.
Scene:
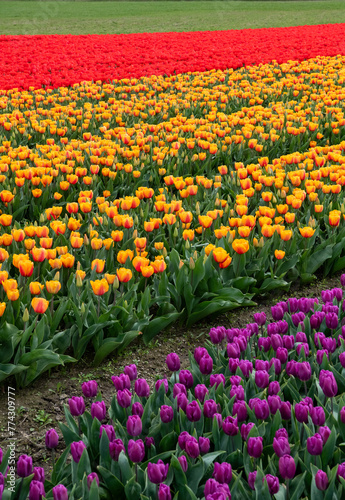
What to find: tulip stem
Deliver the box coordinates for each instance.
[135,463,138,483]
[304,381,308,397]
[17,477,24,499]
[300,425,304,446]
[50,297,54,317]
[97,296,101,318]
[331,397,334,415]
[286,479,289,500]
[52,448,55,466]
[78,416,81,436]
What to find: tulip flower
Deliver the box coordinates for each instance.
[128,439,145,463]
[90,279,109,296]
[109,439,125,461]
[116,267,132,283]
[91,401,106,420]
[45,429,59,449]
[248,436,263,458]
[31,297,49,314]
[70,441,87,463]
[147,460,169,484]
[315,470,329,491]
[81,380,98,398]
[29,480,45,500]
[17,454,33,477]
[279,454,296,479]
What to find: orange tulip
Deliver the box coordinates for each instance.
[0,249,9,262]
[19,260,34,277]
[117,268,133,283]
[91,259,105,273]
[299,227,315,238]
[12,229,25,242]
[213,247,230,264]
[45,280,61,294]
[132,256,150,272]
[154,242,164,250]
[60,253,75,268]
[105,273,117,285]
[238,226,251,238]
[40,238,53,249]
[151,260,167,273]
[0,302,6,316]
[111,230,124,242]
[141,265,154,278]
[71,236,83,249]
[329,210,341,227]
[31,247,47,262]
[49,258,63,269]
[0,214,12,226]
[2,279,18,292]
[31,297,49,314]
[0,271,8,283]
[0,190,14,203]
[134,237,147,250]
[117,249,134,264]
[76,269,86,282]
[280,230,293,241]
[91,238,103,250]
[2,234,13,246]
[68,218,81,231]
[67,202,79,214]
[7,289,19,301]
[232,239,250,254]
[274,250,286,260]
[90,279,109,296]
[198,215,213,229]
[30,282,44,295]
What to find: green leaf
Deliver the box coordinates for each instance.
[142,312,181,344]
[290,472,307,500]
[94,331,138,366]
[125,476,142,499]
[97,466,125,499]
[306,244,333,274]
[160,431,177,452]
[0,363,27,383]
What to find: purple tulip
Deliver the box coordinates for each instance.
[213,413,223,428]
[124,364,137,381]
[155,379,168,394]
[132,402,144,418]
[280,401,292,420]
[145,437,155,448]
[315,470,329,491]
[283,335,295,350]
[29,480,45,500]
[166,353,180,372]
[307,434,323,456]
[340,352,345,368]
[204,479,220,497]
[271,334,283,351]
[264,475,279,495]
[317,350,329,365]
[158,484,172,500]
[338,462,345,480]
[68,396,85,417]
[276,428,288,439]
[52,484,68,500]
[186,401,202,422]
[178,431,192,451]
[109,439,125,461]
[33,467,45,483]
[160,405,174,423]
[291,312,305,327]
[295,362,311,382]
[279,455,296,480]
[179,369,194,388]
[199,437,210,454]
[70,441,87,463]
[233,400,247,421]
[325,312,338,330]
[295,402,309,423]
[248,471,257,490]
[248,437,263,458]
[126,415,142,436]
[199,354,213,375]
[135,379,150,398]
[17,454,33,477]
[258,337,271,352]
[340,406,345,424]
[229,358,240,373]
[319,370,338,397]
[99,424,116,442]
[230,385,245,402]
[204,399,218,418]
[322,337,336,352]
[91,401,106,421]
[253,399,269,420]
[213,462,232,483]
[255,370,269,389]
[268,381,280,395]
[268,395,281,415]
[255,360,269,371]
[185,436,200,458]
[310,406,325,426]
[322,290,333,303]
[319,426,331,445]
[147,460,169,484]
[230,375,242,386]
[128,439,145,463]
[117,389,132,408]
[247,322,259,336]
[254,312,266,326]
[209,326,226,344]
[315,331,326,347]
[195,384,209,402]
[111,374,131,391]
[173,383,187,398]
[273,437,290,457]
[341,274,345,287]
[87,473,99,489]
[210,373,226,388]
[241,422,254,441]
[194,347,208,363]
[222,416,239,436]
[45,429,59,449]
[227,342,240,359]
[0,448,2,465]
[276,347,288,364]
[176,393,188,412]
[296,343,309,357]
[239,359,253,377]
[271,305,285,321]
[81,380,98,398]
[178,455,188,472]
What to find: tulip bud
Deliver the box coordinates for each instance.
[189,256,195,269]
[23,307,30,322]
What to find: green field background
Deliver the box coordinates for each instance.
[1,1,345,35]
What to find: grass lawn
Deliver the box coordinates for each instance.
[1,1,345,35]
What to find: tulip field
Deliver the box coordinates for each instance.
[3,18,345,500]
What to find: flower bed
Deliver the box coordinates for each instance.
[2,55,345,384]
[1,24,345,90]
[2,278,345,499]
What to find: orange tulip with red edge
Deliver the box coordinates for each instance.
[117,268,133,283]
[36,226,49,238]
[154,242,164,251]
[0,302,6,316]
[117,250,134,264]
[141,265,154,278]
[31,247,47,262]
[46,280,61,294]
[7,289,19,301]
[105,273,116,285]
[315,205,323,213]
[91,259,105,273]
[2,279,18,292]
[91,238,103,250]
[60,254,75,268]
[2,234,13,246]
[111,230,123,242]
[179,211,193,224]
[0,214,12,226]
[0,271,8,284]
[40,238,53,249]
[76,270,86,281]
[80,202,92,213]
[13,254,29,268]
[132,256,150,272]
[151,260,167,273]
[49,258,62,270]
[90,279,109,296]
[134,237,147,250]
[219,256,232,269]
[0,190,14,203]
[299,227,315,238]
[32,297,49,314]
[238,226,251,238]
[71,236,83,249]
[275,250,286,260]
[285,213,296,223]
[232,239,250,254]
[67,203,79,214]
[30,282,44,295]
[212,247,229,264]
[280,230,293,241]
[12,229,25,242]
[198,215,213,229]
[19,260,34,277]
